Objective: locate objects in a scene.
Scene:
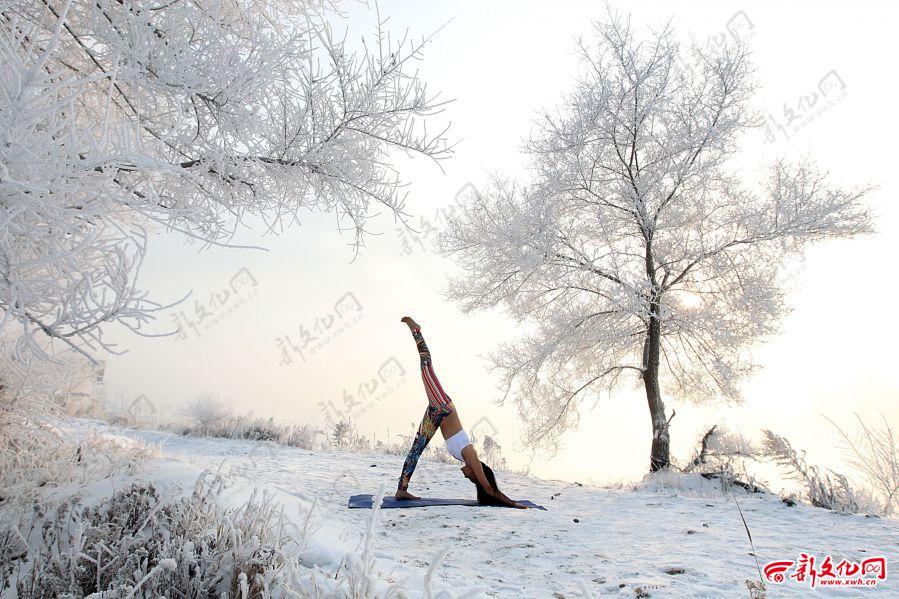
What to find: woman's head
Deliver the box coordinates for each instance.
[462,460,503,505]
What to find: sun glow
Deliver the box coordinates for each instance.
[674,290,703,310]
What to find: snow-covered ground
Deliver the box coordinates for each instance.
[73,421,898,598]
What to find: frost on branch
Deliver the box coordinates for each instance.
[825,413,899,516]
[679,424,766,493]
[762,430,862,513]
[438,8,874,463]
[0,0,451,362]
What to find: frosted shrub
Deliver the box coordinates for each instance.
[164,414,327,451]
[280,425,325,451]
[0,332,133,508]
[332,420,354,448]
[183,393,234,433]
[330,420,381,453]
[681,425,766,493]
[762,430,862,513]
[4,475,458,598]
[8,472,296,598]
[476,435,507,471]
[827,413,899,516]
[0,422,155,509]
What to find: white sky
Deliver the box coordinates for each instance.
[103,1,898,486]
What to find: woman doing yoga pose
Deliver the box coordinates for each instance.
[395,316,527,509]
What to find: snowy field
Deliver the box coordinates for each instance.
[61,421,899,598]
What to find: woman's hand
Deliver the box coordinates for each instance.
[493,489,529,509]
[400,316,420,330]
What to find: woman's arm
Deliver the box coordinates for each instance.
[462,448,528,509]
[463,451,496,495]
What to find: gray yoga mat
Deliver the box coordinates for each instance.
[348,494,547,510]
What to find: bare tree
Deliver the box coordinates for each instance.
[0,0,451,364]
[439,10,874,471]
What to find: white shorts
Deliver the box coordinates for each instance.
[445,429,472,462]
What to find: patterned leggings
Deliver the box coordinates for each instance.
[397,327,456,491]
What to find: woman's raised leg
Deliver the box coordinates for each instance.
[408,323,454,412]
[396,318,456,498]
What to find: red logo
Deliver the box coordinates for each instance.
[764,554,887,588]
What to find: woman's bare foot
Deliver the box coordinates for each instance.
[400,316,420,330]
[395,489,420,500]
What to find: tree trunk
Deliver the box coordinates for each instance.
[642,305,670,471]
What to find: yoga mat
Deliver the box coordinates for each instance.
[348,494,547,510]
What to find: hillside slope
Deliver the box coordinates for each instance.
[84,422,898,598]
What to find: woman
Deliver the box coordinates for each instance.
[395,316,527,509]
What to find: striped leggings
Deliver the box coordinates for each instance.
[397,327,456,491]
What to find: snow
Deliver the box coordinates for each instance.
[69,421,899,597]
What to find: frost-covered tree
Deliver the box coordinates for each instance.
[440,12,874,471]
[0,0,450,364]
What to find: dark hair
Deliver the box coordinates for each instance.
[474,461,504,505]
